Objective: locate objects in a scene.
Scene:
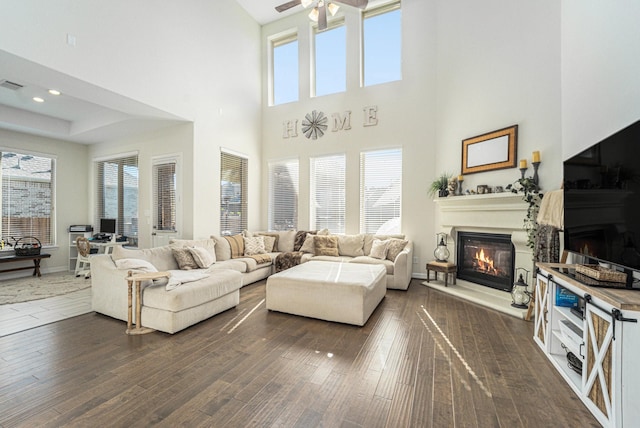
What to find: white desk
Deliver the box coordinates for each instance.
[88,240,128,255]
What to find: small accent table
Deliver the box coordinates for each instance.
[125,270,170,335]
[426,261,457,287]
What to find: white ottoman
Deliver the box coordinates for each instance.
[266,261,386,326]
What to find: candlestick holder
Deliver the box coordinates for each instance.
[457,179,464,196]
[532,161,541,187]
[520,167,528,180]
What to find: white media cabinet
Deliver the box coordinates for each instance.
[535,263,640,427]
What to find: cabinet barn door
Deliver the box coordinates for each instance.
[584,303,615,426]
[533,273,550,350]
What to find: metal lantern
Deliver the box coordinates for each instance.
[434,233,450,262]
[511,268,531,309]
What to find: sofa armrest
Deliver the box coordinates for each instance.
[390,241,413,290]
[91,254,134,322]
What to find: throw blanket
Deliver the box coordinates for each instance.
[275,251,304,273]
[166,270,210,290]
[537,189,563,229]
[535,224,560,263]
[247,253,272,265]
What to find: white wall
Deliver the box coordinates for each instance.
[0,129,88,272]
[0,0,263,240]
[561,0,640,159]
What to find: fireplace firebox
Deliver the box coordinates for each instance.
[457,232,515,292]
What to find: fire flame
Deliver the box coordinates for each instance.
[474,248,498,274]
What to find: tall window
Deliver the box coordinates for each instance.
[272,31,299,105]
[153,160,177,232]
[95,154,138,243]
[220,151,248,236]
[0,151,55,246]
[360,148,402,234]
[315,21,346,97]
[268,159,299,231]
[363,1,402,87]
[310,154,345,233]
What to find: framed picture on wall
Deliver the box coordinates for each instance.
[461,125,518,174]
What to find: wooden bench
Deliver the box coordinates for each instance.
[0,253,51,277]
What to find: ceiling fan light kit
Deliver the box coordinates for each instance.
[275,0,368,31]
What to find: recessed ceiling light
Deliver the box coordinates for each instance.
[48,89,61,95]
[33,97,45,103]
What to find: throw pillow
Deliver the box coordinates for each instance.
[114,258,158,272]
[224,234,245,259]
[386,238,408,261]
[188,246,215,268]
[259,235,277,252]
[337,234,365,257]
[370,239,390,260]
[244,236,266,255]
[300,234,316,253]
[294,230,311,251]
[314,235,339,256]
[172,247,199,270]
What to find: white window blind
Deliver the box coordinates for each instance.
[95,154,138,243]
[0,151,55,246]
[360,148,402,234]
[310,154,345,233]
[272,31,299,105]
[363,1,402,87]
[153,161,176,232]
[220,152,248,235]
[268,159,299,231]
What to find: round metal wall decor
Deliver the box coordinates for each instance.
[301,110,328,140]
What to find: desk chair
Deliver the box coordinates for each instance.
[75,237,93,278]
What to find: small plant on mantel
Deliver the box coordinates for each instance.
[429,172,452,198]
[506,177,543,251]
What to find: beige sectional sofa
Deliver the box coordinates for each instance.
[91,232,412,334]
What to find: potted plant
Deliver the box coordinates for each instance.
[429,172,451,197]
[506,177,543,250]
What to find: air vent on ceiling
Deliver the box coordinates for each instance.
[0,80,24,91]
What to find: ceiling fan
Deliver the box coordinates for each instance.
[275,0,368,31]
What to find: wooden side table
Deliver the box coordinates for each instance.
[426,261,457,287]
[125,270,170,335]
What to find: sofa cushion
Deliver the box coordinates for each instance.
[188,247,216,268]
[143,269,242,312]
[111,245,179,271]
[350,256,395,274]
[300,234,316,253]
[274,231,297,252]
[314,235,339,256]
[114,258,158,273]
[386,238,408,261]
[258,234,277,252]
[337,234,365,257]
[208,259,248,273]
[244,236,266,255]
[169,238,216,256]
[212,236,232,261]
[172,247,199,270]
[369,239,390,260]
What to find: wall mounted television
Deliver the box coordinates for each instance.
[563,118,640,289]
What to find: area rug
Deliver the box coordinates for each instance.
[0,272,91,305]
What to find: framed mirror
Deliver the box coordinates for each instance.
[461,125,518,174]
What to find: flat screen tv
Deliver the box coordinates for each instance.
[100,218,117,235]
[563,119,640,288]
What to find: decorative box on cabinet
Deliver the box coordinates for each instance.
[69,231,92,271]
[535,263,640,428]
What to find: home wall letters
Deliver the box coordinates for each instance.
[282,105,378,139]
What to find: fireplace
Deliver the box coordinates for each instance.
[457,232,515,292]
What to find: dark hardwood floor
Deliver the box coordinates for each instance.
[0,279,599,427]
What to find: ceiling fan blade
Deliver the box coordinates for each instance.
[275,0,302,13]
[318,3,327,30]
[335,0,368,9]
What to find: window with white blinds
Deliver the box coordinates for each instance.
[0,151,55,246]
[153,161,176,232]
[310,154,345,234]
[95,154,138,243]
[268,159,299,231]
[220,151,248,236]
[360,148,402,234]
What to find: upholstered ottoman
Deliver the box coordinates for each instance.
[266,261,386,326]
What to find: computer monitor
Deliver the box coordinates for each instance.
[100,218,116,235]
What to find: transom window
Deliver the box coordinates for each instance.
[314,20,346,97]
[310,153,345,233]
[271,31,299,106]
[360,148,402,234]
[1,150,55,247]
[363,1,402,87]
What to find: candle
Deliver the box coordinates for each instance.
[532,151,541,163]
[520,159,527,169]
[458,175,463,181]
